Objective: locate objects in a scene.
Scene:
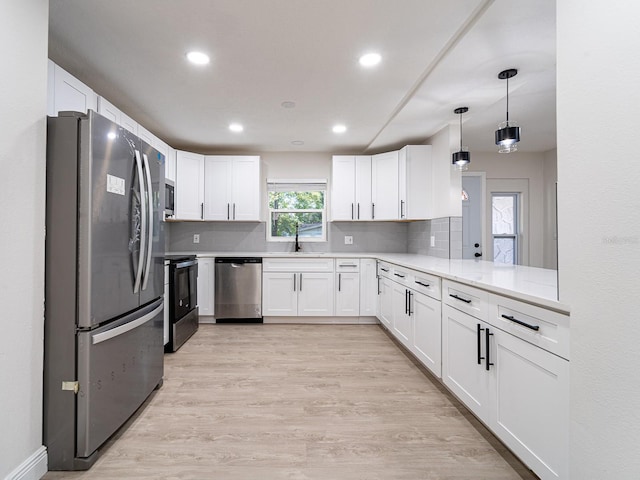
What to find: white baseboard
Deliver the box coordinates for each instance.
[4,446,47,480]
[263,316,379,324]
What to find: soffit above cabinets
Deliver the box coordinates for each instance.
[48,0,555,154]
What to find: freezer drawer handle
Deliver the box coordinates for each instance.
[449,293,471,304]
[501,314,540,331]
[92,303,163,345]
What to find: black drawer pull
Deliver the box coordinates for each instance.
[501,314,540,331]
[449,293,471,304]
[380,268,389,272]
[415,281,430,288]
[394,273,406,278]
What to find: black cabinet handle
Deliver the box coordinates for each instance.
[201,203,204,219]
[501,314,540,331]
[380,268,389,272]
[486,328,494,371]
[400,200,405,218]
[408,291,413,316]
[351,203,354,220]
[450,293,472,304]
[357,203,360,219]
[394,273,406,278]
[299,273,302,291]
[405,289,408,314]
[338,273,342,292]
[372,203,375,219]
[377,276,381,295]
[233,203,236,220]
[477,324,485,365]
[415,280,430,288]
[293,273,296,292]
[227,203,230,220]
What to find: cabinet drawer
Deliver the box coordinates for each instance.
[411,271,441,300]
[442,280,488,321]
[335,258,360,272]
[489,294,570,360]
[263,258,334,272]
[377,261,393,279]
[391,265,410,285]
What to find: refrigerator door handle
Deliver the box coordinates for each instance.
[141,153,154,291]
[133,150,147,294]
[92,302,163,345]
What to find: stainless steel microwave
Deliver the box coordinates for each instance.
[165,180,175,216]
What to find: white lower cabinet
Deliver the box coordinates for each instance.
[359,259,378,317]
[262,259,335,317]
[442,303,493,423]
[197,258,215,316]
[491,327,569,480]
[411,291,442,377]
[391,281,412,348]
[378,275,393,329]
[335,272,360,316]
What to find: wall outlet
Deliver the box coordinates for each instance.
[344,235,353,245]
[193,234,200,244]
[430,235,436,247]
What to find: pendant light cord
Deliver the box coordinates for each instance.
[459,112,463,150]
[506,75,509,123]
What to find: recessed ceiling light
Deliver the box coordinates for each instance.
[359,52,381,67]
[229,123,244,132]
[291,140,304,145]
[186,51,210,65]
[332,124,347,134]
[281,101,296,109]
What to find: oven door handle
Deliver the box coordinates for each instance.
[173,259,197,269]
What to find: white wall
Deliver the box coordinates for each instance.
[0,1,49,478]
[466,150,548,268]
[543,149,558,269]
[558,1,640,478]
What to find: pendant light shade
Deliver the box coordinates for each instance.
[452,107,470,171]
[495,69,521,153]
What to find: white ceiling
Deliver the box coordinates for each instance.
[48,0,556,155]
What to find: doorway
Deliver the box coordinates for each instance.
[461,173,485,260]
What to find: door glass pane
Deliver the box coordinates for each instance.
[494,237,515,264]
[492,196,515,234]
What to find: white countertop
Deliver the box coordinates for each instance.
[168,251,568,313]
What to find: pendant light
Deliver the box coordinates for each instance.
[452,107,470,171]
[495,68,521,153]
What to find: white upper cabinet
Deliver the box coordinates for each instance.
[204,155,260,221]
[48,60,98,116]
[165,147,176,183]
[371,150,399,220]
[175,150,205,220]
[119,111,138,136]
[331,155,372,221]
[137,125,155,147]
[399,145,432,220]
[175,153,260,221]
[97,96,120,124]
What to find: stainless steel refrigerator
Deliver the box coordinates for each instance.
[44,111,165,470]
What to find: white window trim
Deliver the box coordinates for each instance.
[267,179,328,243]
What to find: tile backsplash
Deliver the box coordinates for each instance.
[167,218,460,257]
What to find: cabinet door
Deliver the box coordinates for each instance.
[442,304,492,423]
[137,125,155,148]
[165,147,176,183]
[298,273,334,316]
[203,156,231,220]
[403,145,431,220]
[491,329,569,480]
[411,291,442,377]
[262,273,297,316]
[371,151,399,220]
[175,150,205,220]
[359,259,378,317]
[354,156,372,220]
[197,258,215,316]
[231,156,260,221]
[51,63,98,115]
[378,276,393,328]
[331,156,356,220]
[120,111,138,136]
[335,272,360,316]
[97,96,121,124]
[391,282,412,348]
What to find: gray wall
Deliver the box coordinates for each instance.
[168,219,465,258]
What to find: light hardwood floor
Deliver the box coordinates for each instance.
[43,324,538,480]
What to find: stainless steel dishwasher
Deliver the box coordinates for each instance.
[214,257,262,322]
